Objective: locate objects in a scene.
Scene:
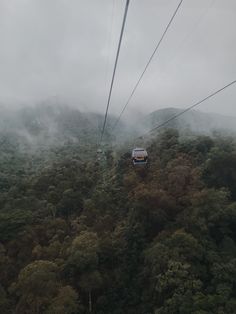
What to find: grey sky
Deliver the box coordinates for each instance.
[0,0,235,119]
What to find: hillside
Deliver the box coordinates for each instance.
[144,107,236,135]
[0,104,103,148]
[1,105,236,152]
[1,122,236,313]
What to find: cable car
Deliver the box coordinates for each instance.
[132,148,148,165]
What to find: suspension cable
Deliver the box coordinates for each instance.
[139,80,236,138]
[112,0,184,131]
[100,0,130,143]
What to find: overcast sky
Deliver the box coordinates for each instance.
[0,0,235,119]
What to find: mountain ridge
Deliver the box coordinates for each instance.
[0,104,236,150]
[144,107,236,134]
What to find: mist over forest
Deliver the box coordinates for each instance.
[1,102,236,151]
[1,100,236,313]
[1,0,236,313]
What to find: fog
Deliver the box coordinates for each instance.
[0,0,236,120]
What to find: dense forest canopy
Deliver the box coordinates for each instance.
[1,107,236,313]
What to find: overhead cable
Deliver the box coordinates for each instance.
[141,80,236,137]
[100,0,130,143]
[112,0,184,130]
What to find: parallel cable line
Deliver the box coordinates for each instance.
[140,80,236,138]
[96,0,116,148]
[100,0,130,143]
[112,0,184,131]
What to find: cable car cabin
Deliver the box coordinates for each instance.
[132,148,148,165]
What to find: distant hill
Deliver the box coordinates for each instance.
[143,107,236,135]
[0,104,121,149]
[1,105,236,152]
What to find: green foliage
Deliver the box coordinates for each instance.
[11,260,59,313]
[45,286,78,314]
[0,210,32,241]
[203,148,236,199]
[1,129,236,313]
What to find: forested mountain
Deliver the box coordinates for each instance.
[1,104,236,314]
[0,104,107,149]
[145,108,236,134]
[1,104,236,153]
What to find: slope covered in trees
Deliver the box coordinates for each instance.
[1,128,236,313]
